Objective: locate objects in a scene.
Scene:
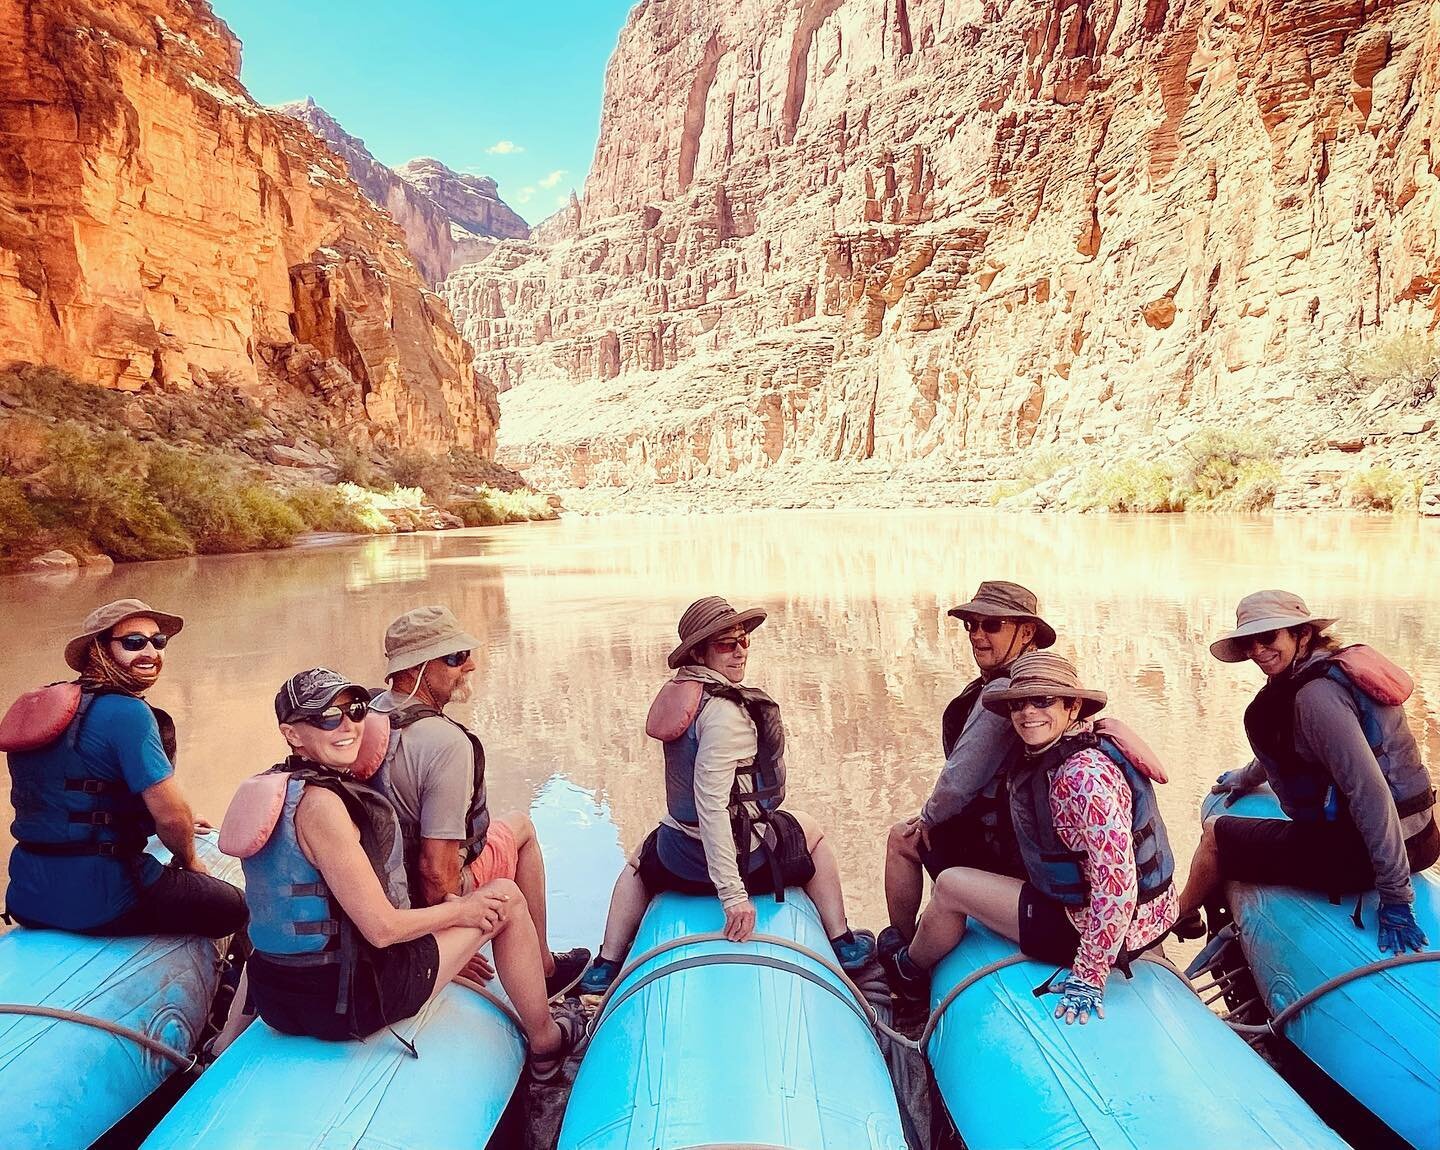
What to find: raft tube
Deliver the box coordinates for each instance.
[0,831,242,1150]
[560,891,907,1150]
[1204,785,1440,1150]
[926,920,1350,1149]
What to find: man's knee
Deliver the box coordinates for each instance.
[886,820,921,865]
[482,877,525,922]
[503,811,535,846]
[787,809,825,851]
[932,868,973,911]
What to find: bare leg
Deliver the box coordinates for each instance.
[884,819,926,941]
[439,878,562,1054]
[503,811,553,976]
[792,809,849,938]
[597,850,651,962]
[208,967,255,1057]
[908,867,1025,970]
[1178,818,1223,918]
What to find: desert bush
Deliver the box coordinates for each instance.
[450,486,557,526]
[0,476,41,559]
[332,444,380,488]
[1343,466,1420,512]
[387,449,455,500]
[1346,331,1440,407]
[0,363,124,422]
[1176,427,1277,509]
[144,446,303,553]
[285,485,374,534]
[1071,458,1185,513]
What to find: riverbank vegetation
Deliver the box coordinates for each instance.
[0,364,556,570]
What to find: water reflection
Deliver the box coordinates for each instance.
[2,513,1437,931]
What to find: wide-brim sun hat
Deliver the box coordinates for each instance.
[384,605,480,678]
[64,598,185,672]
[1210,590,1338,664]
[947,580,1056,649]
[668,596,767,669]
[981,650,1107,720]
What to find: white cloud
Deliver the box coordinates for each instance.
[486,140,524,155]
[512,186,536,205]
[538,169,568,189]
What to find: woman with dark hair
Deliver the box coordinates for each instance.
[1177,590,1437,954]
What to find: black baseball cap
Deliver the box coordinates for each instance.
[274,668,364,724]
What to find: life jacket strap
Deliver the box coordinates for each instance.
[287,881,328,898]
[1397,787,1437,820]
[15,839,140,858]
[293,920,340,937]
[63,778,127,795]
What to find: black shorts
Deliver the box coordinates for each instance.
[249,933,441,1041]
[636,810,817,897]
[1016,883,1082,966]
[1214,814,1440,894]
[918,811,1027,882]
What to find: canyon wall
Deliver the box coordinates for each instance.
[0,0,496,457]
[444,0,1440,500]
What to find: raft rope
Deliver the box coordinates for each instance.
[1222,950,1440,1038]
[0,1003,196,1069]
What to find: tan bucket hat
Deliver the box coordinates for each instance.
[947,580,1056,649]
[981,651,1107,719]
[384,606,479,678]
[668,596,767,669]
[64,598,184,672]
[1210,590,1337,663]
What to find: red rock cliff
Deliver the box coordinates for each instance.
[445,0,1439,494]
[0,0,496,457]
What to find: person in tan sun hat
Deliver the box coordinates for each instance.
[1176,590,1436,956]
[575,595,873,994]
[882,651,1178,1027]
[3,599,246,938]
[370,606,590,1001]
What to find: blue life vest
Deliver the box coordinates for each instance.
[8,689,169,860]
[1008,730,1175,908]
[663,682,787,836]
[241,762,409,1015]
[1244,657,1436,826]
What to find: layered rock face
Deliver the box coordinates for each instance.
[0,0,495,457]
[278,100,529,285]
[445,0,1440,498]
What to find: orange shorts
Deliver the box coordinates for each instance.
[465,817,518,888]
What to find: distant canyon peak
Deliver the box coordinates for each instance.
[276,98,529,286]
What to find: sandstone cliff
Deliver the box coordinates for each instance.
[277,100,529,285]
[0,0,496,458]
[445,0,1440,505]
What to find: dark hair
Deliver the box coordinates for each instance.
[1290,623,1341,657]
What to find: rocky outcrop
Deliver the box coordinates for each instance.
[444,0,1440,500]
[277,100,529,284]
[0,0,495,457]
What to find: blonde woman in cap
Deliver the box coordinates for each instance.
[1177,591,1437,954]
[229,669,583,1077]
[576,596,873,994]
[881,652,1179,1025]
[371,606,590,1000]
[882,580,1056,954]
[2,599,246,937]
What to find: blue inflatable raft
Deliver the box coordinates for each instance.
[0,831,242,1150]
[1201,786,1440,1150]
[924,920,1350,1149]
[560,891,907,1150]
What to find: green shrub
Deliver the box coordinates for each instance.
[0,363,125,422]
[449,486,557,525]
[0,476,41,559]
[144,446,305,553]
[1072,458,1184,512]
[1346,331,1440,407]
[1343,467,1419,511]
[285,485,374,534]
[1176,427,1276,509]
[387,449,454,500]
[1213,461,1281,511]
[333,445,380,488]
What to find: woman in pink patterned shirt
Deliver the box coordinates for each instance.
[881,652,1179,1025]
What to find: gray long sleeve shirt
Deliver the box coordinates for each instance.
[921,673,1021,827]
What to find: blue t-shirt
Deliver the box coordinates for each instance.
[6,694,172,929]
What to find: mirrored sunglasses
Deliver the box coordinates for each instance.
[113,632,169,652]
[961,616,1010,635]
[709,633,751,654]
[1006,695,1064,713]
[299,698,370,730]
[441,649,472,668]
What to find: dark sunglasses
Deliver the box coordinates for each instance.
[961,617,1010,635]
[441,649,472,668]
[709,633,751,654]
[1006,695,1065,713]
[299,699,370,730]
[1245,629,1281,647]
[113,632,169,652]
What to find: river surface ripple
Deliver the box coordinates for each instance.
[3,511,1437,945]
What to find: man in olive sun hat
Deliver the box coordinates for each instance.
[371,605,590,999]
[3,598,247,937]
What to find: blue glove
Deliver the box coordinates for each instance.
[1211,768,1255,807]
[1053,975,1104,1025]
[1377,902,1428,955]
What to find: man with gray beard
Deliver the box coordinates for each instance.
[372,606,589,999]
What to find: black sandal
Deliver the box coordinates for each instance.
[528,1000,587,1083]
[1170,910,1207,941]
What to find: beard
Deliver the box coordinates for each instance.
[449,672,475,705]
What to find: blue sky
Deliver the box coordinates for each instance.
[216,1,637,224]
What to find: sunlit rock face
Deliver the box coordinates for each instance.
[443,0,1440,493]
[277,100,530,285]
[0,0,495,457]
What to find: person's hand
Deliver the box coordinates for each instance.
[179,855,210,876]
[1377,902,1428,954]
[900,814,932,853]
[1211,768,1256,807]
[460,950,496,983]
[447,889,509,933]
[193,816,215,831]
[1054,975,1104,1025]
[723,898,757,943]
